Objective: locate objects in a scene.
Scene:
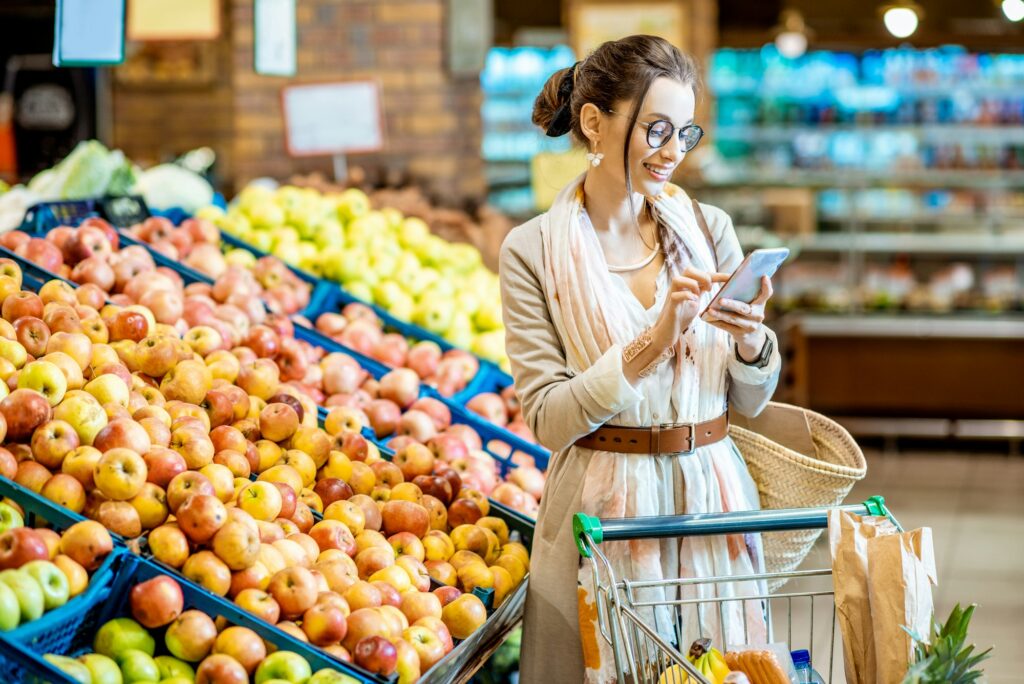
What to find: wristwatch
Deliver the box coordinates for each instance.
[736,336,774,370]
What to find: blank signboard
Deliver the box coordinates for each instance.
[54,0,126,66]
[127,0,220,41]
[281,81,384,157]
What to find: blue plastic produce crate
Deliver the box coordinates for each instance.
[0,478,124,662]
[3,551,389,684]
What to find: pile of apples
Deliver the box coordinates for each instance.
[42,573,358,684]
[0,260,531,680]
[198,185,509,371]
[0,512,114,632]
[124,215,314,317]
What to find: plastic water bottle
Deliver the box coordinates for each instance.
[791,649,826,684]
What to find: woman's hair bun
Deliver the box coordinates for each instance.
[532,65,575,136]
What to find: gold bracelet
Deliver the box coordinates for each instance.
[638,345,675,378]
[622,327,653,363]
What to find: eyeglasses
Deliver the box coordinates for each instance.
[605,109,704,151]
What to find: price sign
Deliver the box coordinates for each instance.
[254,0,297,77]
[281,81,385,157]
[127,0,220,41]
[101,195,150,228]
[53,0,126,67]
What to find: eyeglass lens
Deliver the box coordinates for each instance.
[647,120,703,151]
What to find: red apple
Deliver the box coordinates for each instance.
[130,574,184,628]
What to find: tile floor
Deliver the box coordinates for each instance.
[798,448,1024,682]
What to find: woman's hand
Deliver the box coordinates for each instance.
[705,275,774,361]
[652,266,728,349]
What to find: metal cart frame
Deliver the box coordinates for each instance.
[573,496,899,683]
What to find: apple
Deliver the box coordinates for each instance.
[441,592,488,639]
[54,392,108,445]
[364,399,401,438]
[161,612,213,665]
[422,534,453,567]
[350,494,382,532]
[176,494,227,544]
[382,500,430,538]
[85,373,130,408]
[393,443,436,481]
[234,587,280,624]
[14,460,51,494]
[389,532,426,562]
[212,520,260,571]
[447,497,483,527]
[354,635,398,676]
[268,566,318,619]
[94,447,148,501]
[309,519,357,556]
[213,625,266,675]
[78,653,122,684]
[194,653,247,684]
[0,388,52,440]
[302,601,348,646]
[130,574,183,628]
[254,650,313,684]
[238,481,283,522]
[160,359,213,405]
[93,616,156,659]
[42,655,93,684]
[0,568,44,622]
[93,417,151,454]
[2,290,44,321]
[13,316,49,358]
[40,473,87,513]
[166,470,216,513]
[308,668,362,684]
[0,501,24,533]
[0,528,49,570]
[141,446,186,488]
[18,559,67,611]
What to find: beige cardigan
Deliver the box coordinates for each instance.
[499,202,781,683]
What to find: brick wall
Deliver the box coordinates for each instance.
[112,0,485,204]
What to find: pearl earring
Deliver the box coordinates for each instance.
[586,150,604,167]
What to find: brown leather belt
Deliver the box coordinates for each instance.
[575,412,729,454]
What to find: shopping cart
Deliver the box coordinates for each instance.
[573,496,900,683]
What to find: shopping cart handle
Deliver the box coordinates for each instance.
[574,496,893,557]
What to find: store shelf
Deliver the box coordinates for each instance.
[715,124,1024,145]
[698,169,1024,189]
[792,231,1024,255]
[787,313,1024,339]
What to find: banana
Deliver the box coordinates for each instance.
[707,648,732,683]
[699,653,718,683]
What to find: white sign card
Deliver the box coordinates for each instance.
[281,81,384,157]
[254,0,296,77]
[54,0,126,67]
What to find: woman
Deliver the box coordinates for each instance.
[499,35,782,683]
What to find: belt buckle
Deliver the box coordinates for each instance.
[665,422,696,454]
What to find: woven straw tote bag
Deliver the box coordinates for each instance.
[730,402,867,590]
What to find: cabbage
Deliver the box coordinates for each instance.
[135,163,214,213]
[28,140,124,200]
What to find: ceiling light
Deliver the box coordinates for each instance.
[773,9,811,59]
[882,4,921,38]
[1003,0,1024,21]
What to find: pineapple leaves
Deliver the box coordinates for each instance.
[900,603,992,684]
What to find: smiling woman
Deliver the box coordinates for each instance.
[502,35,783,683]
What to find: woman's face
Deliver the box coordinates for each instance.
[595,77,696,198]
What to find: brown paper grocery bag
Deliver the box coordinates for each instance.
[868,528,938,684]
[828,510,899,684]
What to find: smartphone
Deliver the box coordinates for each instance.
[701,247,790,321]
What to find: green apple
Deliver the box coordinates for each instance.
[95,618,156,659]
[0,569,44,622]
[373,281,406,310]
[43,654,92,684]
[0,338,27,369]
[389,291,415,322]
[369,253,397,280]
[335,251,369,284]
[154,655,194,680]
[80,653,124,684]
[472,331,507,363]
[254,651,313,683]
[335,188,370,222]
[398,217,431,251]
[18,360,68,407]
[271,226,300,247]
[308,669,362,684]
[446,312,476,350]
[54,392,108,445]
[413,297,455,336]
[195,205,225,222]
[448,242,483,273]
[224,249,257,269]
[118,649,160,683]
[22,560,70,610]
[85,374,130,409]
[0,578,20,630]
[250,230,274,253]
[158,678,193,684]
[346,281,374,303]
[314,219,345,250]
[247,201,286,230]
[474,304,503,332]
[0,501,24,533]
